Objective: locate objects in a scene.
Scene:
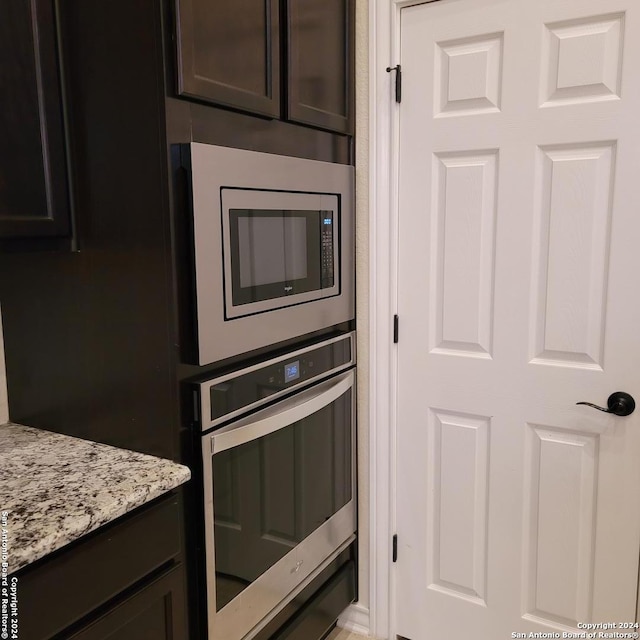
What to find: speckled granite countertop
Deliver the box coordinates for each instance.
[0,422,191,573]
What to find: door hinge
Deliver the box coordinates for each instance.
[386,64,402,103]
[392,534,398,562]
[393,315,399,343]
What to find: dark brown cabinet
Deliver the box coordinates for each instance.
[15,494,187,640]
[68,567,186,640]
[0,0,354,635]
[286,0,354,134]
[176,0,281,117]
[175,0,354,134]
[0,0,71,241]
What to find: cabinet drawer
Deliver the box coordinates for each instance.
[17,493,182,640]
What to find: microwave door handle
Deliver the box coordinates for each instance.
[210,369,354,455]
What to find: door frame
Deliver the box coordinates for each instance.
[369,1,640,638]
[369,1,419,638]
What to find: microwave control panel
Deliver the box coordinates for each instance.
[321,212,335,289]
[205,335,353,426]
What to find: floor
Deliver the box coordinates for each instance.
[327,628,369,640]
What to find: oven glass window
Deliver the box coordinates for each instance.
[228,209,335,307]
[211,389,352,611]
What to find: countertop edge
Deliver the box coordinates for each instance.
[0,423,191,573]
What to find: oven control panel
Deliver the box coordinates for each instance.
[198,333,354,430]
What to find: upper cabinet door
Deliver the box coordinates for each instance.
[286,0,354,135]
[176,0,281,118]
[0,0,71,239]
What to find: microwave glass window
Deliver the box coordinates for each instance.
[237,215,308,288]
[211,390,352,611]
[228,209,335,307]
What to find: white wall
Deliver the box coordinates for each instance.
[0,307,8,424]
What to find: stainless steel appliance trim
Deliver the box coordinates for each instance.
[221,189,340,318]
[206,502,355,640]
[210,370,353,454]
[243,534,356,640]
[201,367,356,640]
[189,143,354,365]
[198,331,355,432]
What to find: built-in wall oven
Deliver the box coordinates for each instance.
[194,333,356,640]
[182,143,355,366]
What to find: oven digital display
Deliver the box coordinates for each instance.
[284,361,300,383]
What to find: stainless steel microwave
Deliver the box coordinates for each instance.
[182,143,355,365]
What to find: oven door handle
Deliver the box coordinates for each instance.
[209,369,354,455]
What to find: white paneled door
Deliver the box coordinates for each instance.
[395,0,640,638]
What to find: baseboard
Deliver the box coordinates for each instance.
[338,602,371,636]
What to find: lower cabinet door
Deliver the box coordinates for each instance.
[67,565,187,640]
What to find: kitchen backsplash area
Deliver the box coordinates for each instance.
[0,307,7,424]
